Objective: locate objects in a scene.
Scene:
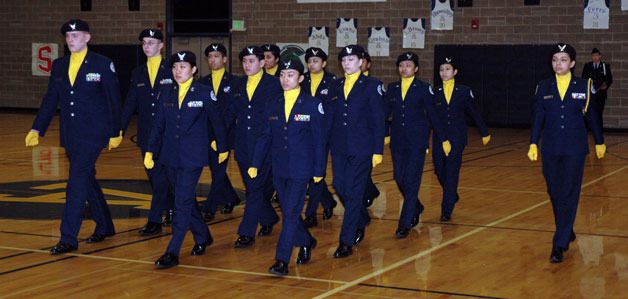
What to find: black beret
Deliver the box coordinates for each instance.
[591,47,600,54]
[338,44,365,60]
[239,46,265,61]
[204,43,227,57]
[363,51,371,63]
[261,44,281,58]
[60,19,90,35]
[552,43,576,61]
[396,52,419,66]
[304,47,328,61]
[169,51,196,67]
[278,58,304,75]
[138,28,163,41]
[439,56,457,69]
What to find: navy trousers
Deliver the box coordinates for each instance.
[142,150,174,224]
[236,161,279,237]
[304,178,335,218]
[332,155,371,245]
[204,150,239,215]
[432,143,464,215]
[273,176,313,262]
[61,147,114,247]
[392,147,426,229]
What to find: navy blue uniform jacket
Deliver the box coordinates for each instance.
[433,84,489,147]
[199,71,237,147]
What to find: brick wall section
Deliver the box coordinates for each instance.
[1,0,626,127]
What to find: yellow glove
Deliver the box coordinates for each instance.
[527,144,538,161]
[248,167,258,179]
[384,136,390,145]
[25,131,39,147]
[210,140,217,151]
[218,151,229,164]
[442,140,451,157]
[482,135,491,146]
[144,152,155,169]
[372,154,383,168]
[108,130,123,150]
[595,144,606,159]
[313,176,323,183]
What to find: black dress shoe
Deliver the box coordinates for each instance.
[353,228,365,245]
[412,204,424,227]
[303,216,318,228]
[296,238,317,264]
[270,193,280,204]
[86,232,114,243]
[221,199,241,214]
[138,222,162,236]
[268,260,289,276]
[333,243,353,258]
[162,209,174,227]
[440,213,451,222]
[570,231,576,242]
[365,189,380,208]
[49,242,77,255]
[234,235,255,248]
[258,220,279,237]
[203,211,215,222]
[155,252,179,269]
[550,247,565,263]
[191,237,212,256]
[395,227,410,239]
[322,200,337,220]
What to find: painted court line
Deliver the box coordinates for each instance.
[312,164,628,298]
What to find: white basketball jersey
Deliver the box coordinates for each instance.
[367,27,390,57]
[403,18,425,49]
[308,27,329,55]
[583,0,609,29]
[623,0,628,11]
[431,0,454,31]
[336,18,358,47]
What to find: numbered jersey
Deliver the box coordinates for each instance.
[583,0,609,29]
[308,26,330,55]
[367,27,390,57]
[336,18,358,47]
[431,0,454,31]
[403,18,425,49]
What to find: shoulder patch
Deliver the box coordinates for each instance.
[109,62,116,73]
[318,102,325,115]
[377,84,384,96]
[429,85,434,95]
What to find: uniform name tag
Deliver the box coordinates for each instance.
[294,114,310,122]
[85,73,101,82]
[571,93,586,100]
[269,116,279,120]
[543,95,553,99]
[159,78,173,85]
[136,83,145,87]
[187,101,203,108]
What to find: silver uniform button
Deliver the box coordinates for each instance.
[70,91,74,95]
[70,102,74,106]
[70,113,75,117]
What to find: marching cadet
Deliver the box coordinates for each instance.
[145,51,229,268]
[25,19,121,254]
[581,48,613,128]
[432,56,491,222]
[301,47,337,227]
[387,52,451,238]
[329,45,385,258]
[120,28,174,236]
[249,58,325,276]
[198,43,240,221]
[358,51,382,208]
[225,46,281,248]
[262,44,281,77]
[528,43,605,263]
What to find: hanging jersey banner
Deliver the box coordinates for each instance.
[623,0,628,11]
[431,0,454,31]
[308,26,330,55]
[336,18,358,47]
[403,18,425,49]
[367,27,390,57]
[583,0,609,29]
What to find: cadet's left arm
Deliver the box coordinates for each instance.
[312,100,326,179]
[206,96,228,162]
[103,59,122,138]
[603,63,612,89]
[369,81,386,167]
[584,79,605,158]
[464,89,490,142]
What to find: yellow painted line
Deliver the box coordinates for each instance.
[313,164,628,298]
[0,246,347,285]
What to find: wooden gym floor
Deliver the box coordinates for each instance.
[1,111,627,298]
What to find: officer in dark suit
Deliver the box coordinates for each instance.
[528,43,605,263]
[198,43,241,221]
[432,56,491,222]
[121,28,174,236]
[387,52,451,238]
[359,51,382,208]
[301,47,337,228]
[581,48,613,128]
[145,51,229,269]
[249,58,325,276]
[25,19,121,254]
[225,46,281,248]
[329,45,386,258]
[262,44,281,77]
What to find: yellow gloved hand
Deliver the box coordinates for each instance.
[108,130,123,150]
[527,144,538,161]
[144,152,155,169]
[210,140,217,151]
[384,136,390,145]
[248,167,258,179]
[482,135,491,146]
[442,140,452,157]
[372,154,383,168]
[595,144,606,159]
[313,176,323,183]
[25,131,39,147]
[218,151,229,164]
